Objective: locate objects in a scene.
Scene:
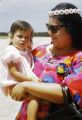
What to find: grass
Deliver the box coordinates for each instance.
[0,35,8,39]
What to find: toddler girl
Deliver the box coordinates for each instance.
[0,20,41,120]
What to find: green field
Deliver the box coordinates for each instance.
[0,35,8,39]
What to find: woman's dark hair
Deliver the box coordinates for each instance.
[10,20,34,44]
[51,3,82,50]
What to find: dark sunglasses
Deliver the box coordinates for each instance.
[46,23,64,33]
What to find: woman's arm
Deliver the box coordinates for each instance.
[8,62,41,82]
[11,81,64,104]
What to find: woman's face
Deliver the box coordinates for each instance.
[47,17,72,50]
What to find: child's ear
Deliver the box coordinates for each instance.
[8,33,13,39]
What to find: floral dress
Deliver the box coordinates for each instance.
[16,44,82,120]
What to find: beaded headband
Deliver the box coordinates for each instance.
[48,8,80,16]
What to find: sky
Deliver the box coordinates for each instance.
[0,0,82,32]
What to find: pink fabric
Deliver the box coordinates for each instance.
[16,44,82,120]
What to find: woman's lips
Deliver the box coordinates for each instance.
[20,42,25,45]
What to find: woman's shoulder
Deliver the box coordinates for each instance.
[72,50,82,62]
[32,44,48,57]
[75,50,82,56]
[74,50,82,58]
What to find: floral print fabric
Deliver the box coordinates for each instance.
[32,44,82,108]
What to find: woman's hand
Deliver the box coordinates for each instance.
[11,83,26,101]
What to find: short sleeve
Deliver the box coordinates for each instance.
[1,45,21,64]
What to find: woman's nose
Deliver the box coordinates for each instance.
[48,30,55,36]
[21,38,26,41]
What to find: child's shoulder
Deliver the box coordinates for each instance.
[1,45,21,64]
[1,45,15,54]
[2,45,19,55]
[4,45,17,51]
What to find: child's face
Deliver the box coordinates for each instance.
[11,29,32,51]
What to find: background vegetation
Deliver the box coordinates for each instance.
[0,32,49,38]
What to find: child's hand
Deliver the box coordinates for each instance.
[11,83,26,101]
[28,45,32,52]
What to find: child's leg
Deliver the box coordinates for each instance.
[27,98,40,120]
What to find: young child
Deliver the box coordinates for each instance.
[0,20,41,120]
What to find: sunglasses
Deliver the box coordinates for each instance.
[46,23,64,33]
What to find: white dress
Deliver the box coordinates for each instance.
[0,45,38,87]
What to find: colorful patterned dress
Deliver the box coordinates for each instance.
[16,44,82,120]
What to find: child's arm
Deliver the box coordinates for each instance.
[8,62,41,82]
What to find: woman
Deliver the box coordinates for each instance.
[11,3,82,120]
